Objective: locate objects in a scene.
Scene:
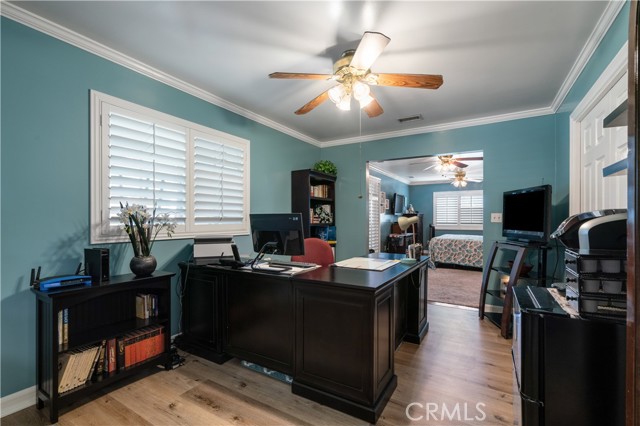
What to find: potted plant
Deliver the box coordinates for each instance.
[313,160,337,176]
[118,202,176,276]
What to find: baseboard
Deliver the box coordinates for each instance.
[0,386,35,418]
[1,333,183,418]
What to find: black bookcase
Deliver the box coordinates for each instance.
[32,271,174,423]
[291,169,337,245]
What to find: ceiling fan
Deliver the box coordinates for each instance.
[269,31,443,117]
[424,155,484,172]
[451,169,482,187]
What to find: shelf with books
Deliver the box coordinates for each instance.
[292,169,337,249]
[32,271,174,423]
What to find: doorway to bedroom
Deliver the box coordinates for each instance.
[367,151,484,308]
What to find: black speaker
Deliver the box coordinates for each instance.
[85,248,109,283]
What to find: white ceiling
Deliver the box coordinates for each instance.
[6,1,617,146]
[370,151,484,185]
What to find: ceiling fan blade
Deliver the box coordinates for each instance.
[457,156,484,161]
[374,73,443,89]
[423,164,438,171]
[294,90,330,115]
[452,161,469,168]
[269,72,333,80]
[350,31,390,71]
[364,97,384,118]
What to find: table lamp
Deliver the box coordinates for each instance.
[398,215,420,264]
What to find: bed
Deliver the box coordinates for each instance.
[428,234,483,269]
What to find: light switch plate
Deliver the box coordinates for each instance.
[491,213,502,223]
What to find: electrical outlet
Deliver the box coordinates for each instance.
[491,213,502,223]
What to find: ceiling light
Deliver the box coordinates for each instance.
[358,94,374,108]
[352,81,370,100]
[451,169,468,187]
[337,93,351,111]
[328,85,346,104]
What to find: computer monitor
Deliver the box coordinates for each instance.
[249,213,305,256]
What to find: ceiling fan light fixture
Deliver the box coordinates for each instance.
[328,84,346,104]
[358,94,374,108]
[352,81,371,101]
[337,94,351,111]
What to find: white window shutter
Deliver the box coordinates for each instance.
[433,190,483,230]
[193,135,246,226]
[368,176,382,252]
[107,109,187,226]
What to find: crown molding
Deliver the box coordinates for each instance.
[1,2,322,147]
[2,0,626,150]
[550,0,626,111]
[320,106,554,147]
[368,164,411,185]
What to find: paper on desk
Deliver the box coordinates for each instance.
[240,264,320,275]
[333,257,400,271]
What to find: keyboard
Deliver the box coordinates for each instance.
[269,260,317,269]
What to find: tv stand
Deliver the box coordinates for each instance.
[478,241,548,338]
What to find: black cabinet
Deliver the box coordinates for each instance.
[226,272,294,374]
[178,254,428,423]
[292,282,395,422]
[32,272,174,423]
[395,263,429,346]
[176,264,229,364]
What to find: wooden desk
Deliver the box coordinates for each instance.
[177,253,429,423]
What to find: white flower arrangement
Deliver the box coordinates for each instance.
[118,202,176,257]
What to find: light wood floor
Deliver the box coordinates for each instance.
[3,304,516,425]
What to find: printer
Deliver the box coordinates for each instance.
[551,209,627,250]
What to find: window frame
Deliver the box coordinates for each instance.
[432,190,483,231]
[90,90,250,244]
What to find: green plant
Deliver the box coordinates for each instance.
[313,160,337,176]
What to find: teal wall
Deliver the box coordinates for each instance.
[0,18,319,397]
[409,181,484,238]
[0,1,630,399]
[325,1,630,268]
[369,170,409,247]
[325,115,558,262]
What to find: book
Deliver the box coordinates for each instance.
[117,337,125,371]
[62,308,69,348]
[57,352,73,393]
[93,340,107,380]
[107,338,116,374]
[58,350,79,393]
[136,294,148,319]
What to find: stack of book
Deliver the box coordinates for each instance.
[57,344,101,393]
[136,293,158,319]
[57,324,165,394]
[310,184,330,198]
[57,308,69,350]
[119,325,165,369]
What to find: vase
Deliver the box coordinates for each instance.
[130,255,157,277]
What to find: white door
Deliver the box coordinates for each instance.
[368,176,382,252]
[579,73,628,211]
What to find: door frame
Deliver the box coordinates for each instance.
[569,43,628,214]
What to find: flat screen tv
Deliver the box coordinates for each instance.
[502,185,552,243]
[249,213,305,256]
[393,193,406,215]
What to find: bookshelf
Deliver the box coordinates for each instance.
[32,271,174,423]
[291,169,337,248]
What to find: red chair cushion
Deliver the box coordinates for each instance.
[291,238,335,267]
